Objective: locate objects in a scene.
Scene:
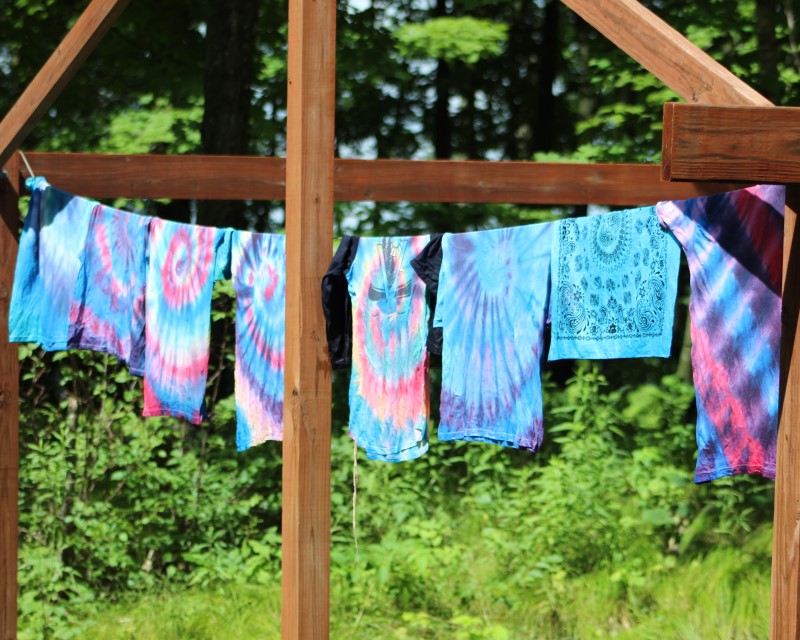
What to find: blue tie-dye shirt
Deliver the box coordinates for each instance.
[9,177,96,350]
[432,223,554,451]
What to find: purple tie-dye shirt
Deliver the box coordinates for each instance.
[143,219,231,424]
[68,204,152,375]
[433,223,554,451]
[657,186,784,482]
[231,231,285,450]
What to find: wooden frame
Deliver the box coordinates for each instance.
[17,153,739,205]
[0,1,797,639]
[662,102,800,183]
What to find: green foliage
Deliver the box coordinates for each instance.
[394,17,508,65]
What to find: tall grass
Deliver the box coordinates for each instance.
[79,527,771,640]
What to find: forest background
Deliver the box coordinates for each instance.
[2,0,799,638]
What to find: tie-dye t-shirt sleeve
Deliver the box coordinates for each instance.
[347,235,430,462]
[656,185,784,483]
[231,231,285,450]
[143,219,227,424]
[436,223,553,452]
[68,204,151,375]
[9,177,95,350]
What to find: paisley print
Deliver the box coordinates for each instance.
[548,206,681,360]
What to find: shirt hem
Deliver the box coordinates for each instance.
[694,464,776,484]
[142,407,205,425]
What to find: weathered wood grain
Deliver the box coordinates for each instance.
[20,153,740,206]
[662,103,800,183]
[0,154,20,640]
[280,0,336,636]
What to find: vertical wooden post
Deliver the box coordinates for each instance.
[0,154,20,640]
[773,188,800,639]
[281,0,336,636]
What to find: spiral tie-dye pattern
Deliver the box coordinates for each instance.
[657,185,784,482]
[9,177,96,350]
[68,204,152,375]
[430,223,553,451]
[231,231,285,450]
[143,219,232,424]
[323,235,431,462]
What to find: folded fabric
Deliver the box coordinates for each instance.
[143,218,232,424]
[657,186,784,483]
[231,231,285,450]
[548,206,681,360]
[322,235,431,462]
[9,177,95,350]
[68,204,152,375]
[417,223,553,452]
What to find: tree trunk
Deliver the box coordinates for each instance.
[532,0,561,154]
[755,0,780,101]
[197,0,259,229]
[432,0,452,159]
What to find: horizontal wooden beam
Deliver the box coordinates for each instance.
[662,102,800,183]
[0,0,132,167]
[561,0,772,107]
[20,152,741,206]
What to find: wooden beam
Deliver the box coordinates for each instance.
[0,0,132,167]
[0,154,20,640]
[774,188,800,640]
[19,153,740,206]
[662,103,800,183]
[280,0,335,636]
[22,153,286,201]
[560,0,772,106]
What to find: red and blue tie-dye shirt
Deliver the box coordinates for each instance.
[322,235,431,462]
[143,219,231,424]
[657,185,784,483]
[68,204,152,375]
[231,231,285,450]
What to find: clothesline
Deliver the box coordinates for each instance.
[8,176,785,485]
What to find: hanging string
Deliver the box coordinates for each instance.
[352,440,359,560]
[18,150,35,180]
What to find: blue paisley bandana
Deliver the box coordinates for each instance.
[548,206,681,361]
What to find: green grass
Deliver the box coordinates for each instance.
[74,531,771,640]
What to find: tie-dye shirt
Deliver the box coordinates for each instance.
[429,223,553,451]
[322,235,431,462]
[143,219,232,424]
[231,231,285,450]
[68,204,152,375]
[549,206,681,360]
[657,186,784,483]
[9,177,95,350]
